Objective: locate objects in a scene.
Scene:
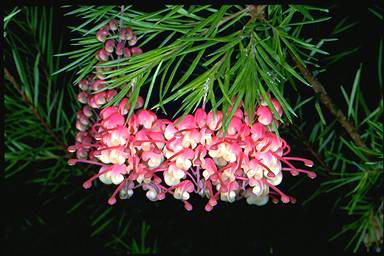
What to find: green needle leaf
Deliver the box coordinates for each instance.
[33,52,41,106]
[348,65,362,119]
[144,61,163,109]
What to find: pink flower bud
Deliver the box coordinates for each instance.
[195,108,207,128]
[129,34,137,46]
[130,47,142,56]
[77,92,88,104]
[164,123,178,140]
[76,120,87,131]
[76,131,88,143]
[95,63,106,80]
[101,113,125,129]
[91,80,104,91]
[79,114,90,126]
[271,99,282,116]
[123,47,131,58]
[126,28,133,40]
[96,29,109,42]
[227,117,243,135]
[119,28,127,40]
[127,114,139,134]
[96,49,110,61]
[95,91,107,105]
[207,111,223,131]
[137,110,157,129]
[109,19,118,31]
[78,80,89,91]
[177,114,196,130]
[100,106,119,119]
[116,42,124,56]
[106,90,117,102]
[135,96,144,109]
[76,147,88,159]
[104,39,115,53]
[256,106,272,126]
[250,122,265,141]
[88,96,101,109]
[103,23,110,31]
[118,98,130,115]
[76,110,85,120]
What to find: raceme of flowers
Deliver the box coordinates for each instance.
[67,20,316,211]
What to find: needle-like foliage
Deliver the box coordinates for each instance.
[55,5,331,134]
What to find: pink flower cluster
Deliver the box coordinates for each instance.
[69,95,316,211]
[68,20,316,211]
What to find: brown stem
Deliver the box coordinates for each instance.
[4,67,67,150]
[290,55,368,150]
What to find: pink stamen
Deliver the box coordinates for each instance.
[276,154,316,179]
[251,158,275,178]
[67,159,105,167]
[281,139,291,155]
[261,178,290,203]
[68,143,97,152]
[184,201,193,211]
[108,178,128,205]
[282,167,317,179]
[83,166,115,189]
[282,157,314,167]
[133,139,166,145]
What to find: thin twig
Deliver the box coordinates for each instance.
[290,55,368,150]
[4,67,67,150]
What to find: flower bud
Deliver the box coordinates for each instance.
[77,92,88,104]
[100,106,119,119]
[104,39,115,53]
[109,19,118,31]
[95,91,107,105]
[95,62,106,80]
[118,98,130,115]
[130,47,142,56]
[256,106,272,126]
[96,49,110,61]
[91,80,105,91]
[128,34,137,46]
[78,80,89,91]
[123,47,131,58]
[103,23,110,31]
[120,28,127,41]
[76,120,88,131]
[116,42,124,56]
[96,29,109,42]
[106,90,117,102]
[87,97,97,108]
[135,96,144,109]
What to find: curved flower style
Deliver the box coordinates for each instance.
[67,20,316,212]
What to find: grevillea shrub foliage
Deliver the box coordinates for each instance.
[67,20,316,211]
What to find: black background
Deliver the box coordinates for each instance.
[4,3,383,256]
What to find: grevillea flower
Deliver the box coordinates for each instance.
[67,19,316,212]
